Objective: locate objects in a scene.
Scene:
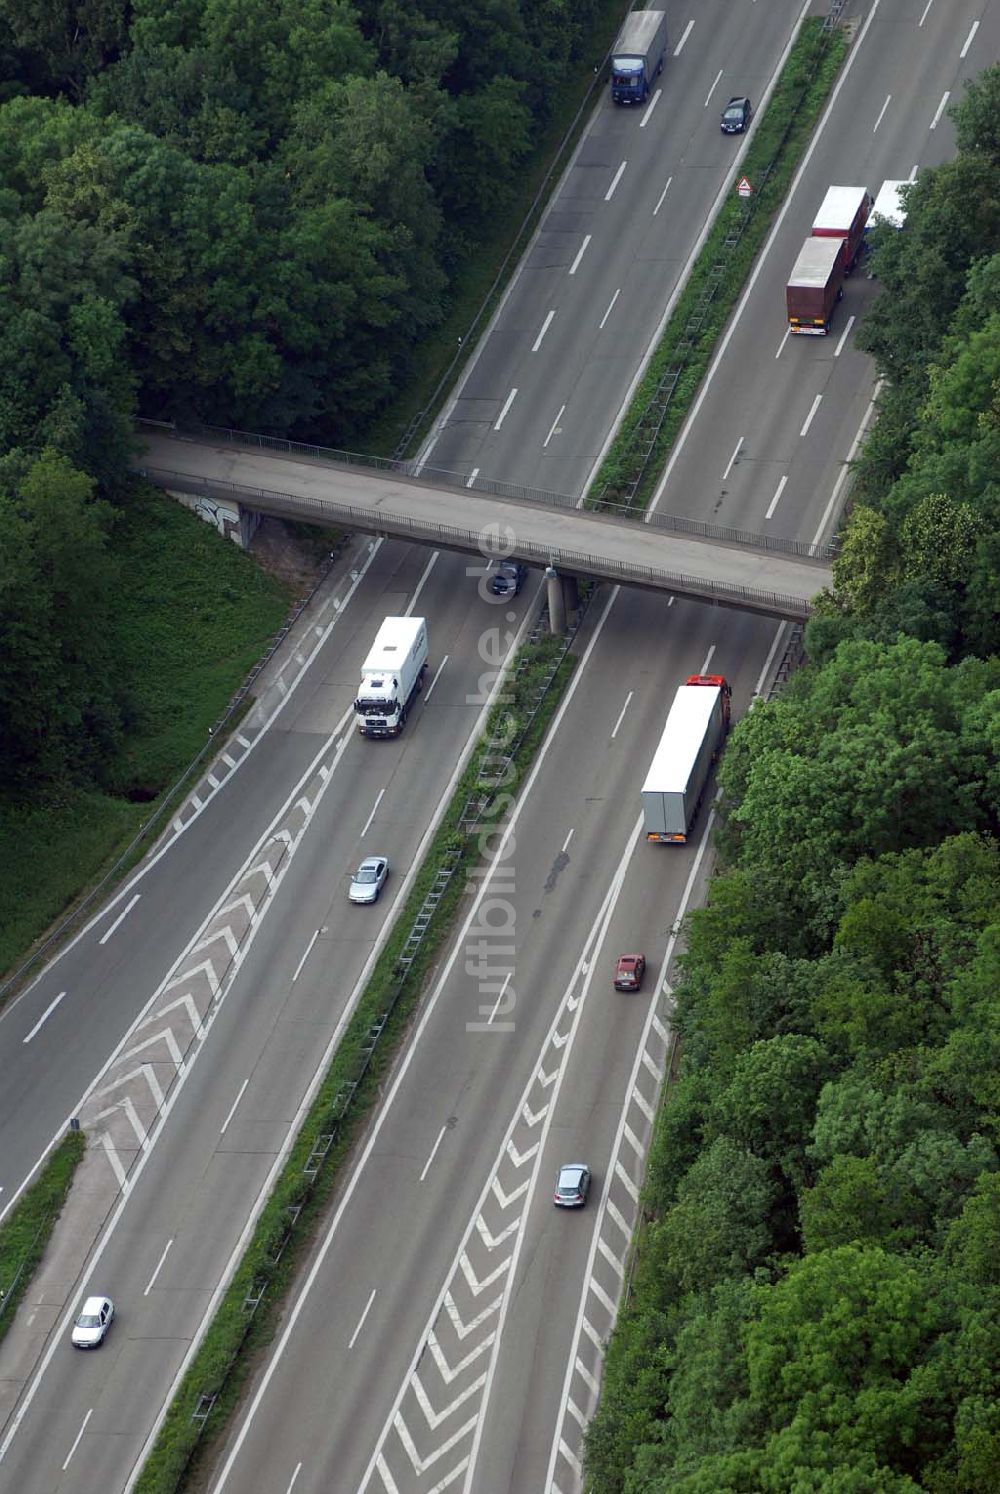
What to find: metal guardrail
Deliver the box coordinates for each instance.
[135,464,820,621]
[138,420,835,562]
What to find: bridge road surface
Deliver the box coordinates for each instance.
[137,429,831,618]
[0,0,811,1486]
[199,4,991,1493]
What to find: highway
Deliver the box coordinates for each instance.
[196,4,993,1494]
[0,0,990,1490]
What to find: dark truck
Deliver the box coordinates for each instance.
[786,236,847,336]
[610,10,668,105]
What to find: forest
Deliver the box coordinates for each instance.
[0,0,607,815]
[585,68,1000,1493]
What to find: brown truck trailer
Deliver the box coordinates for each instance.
[786,235,847,336]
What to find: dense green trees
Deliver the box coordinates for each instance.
[0,0,603,456]
[0,0,608,806]
[588,69,1000,1494]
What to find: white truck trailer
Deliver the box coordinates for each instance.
[870,179,908,230]
[354,617,428,738]
[641,675,732,843]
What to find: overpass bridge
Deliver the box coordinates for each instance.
[133,427,834,622]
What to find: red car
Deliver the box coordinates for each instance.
[614,953,646,992]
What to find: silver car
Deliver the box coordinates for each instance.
[553,1164,591,1208]
[71,1295,114,1348]
[349,856,389,904]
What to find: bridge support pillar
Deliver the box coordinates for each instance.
[545,566,566,634]
[561,574,579,620]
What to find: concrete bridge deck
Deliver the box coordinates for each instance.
[134,430,833,621]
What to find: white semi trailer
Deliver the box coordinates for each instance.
[641,675,732,843]
[354,617,428,738]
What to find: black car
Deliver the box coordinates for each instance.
[720,96,752,134]
[489,561,527,598]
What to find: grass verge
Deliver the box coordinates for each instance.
[0,487,292,985]
[0,1131,87,1347]
[134,607,584,1492]
[588,18,848,513]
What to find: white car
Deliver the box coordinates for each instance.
[71,1295,114,1348]
[349,856,389,905]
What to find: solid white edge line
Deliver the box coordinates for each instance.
[754,622,789,699]
[209,587,620,1494]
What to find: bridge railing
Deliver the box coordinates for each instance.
[140,419,835,563]
[136,463,817,622]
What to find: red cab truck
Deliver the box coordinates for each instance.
[811,185,872,271]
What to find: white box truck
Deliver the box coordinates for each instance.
[354,617,428,738]
[610,10,668,105]
[870,179,908,230]
[641,675,732,843]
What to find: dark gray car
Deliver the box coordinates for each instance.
[489,561,527,597]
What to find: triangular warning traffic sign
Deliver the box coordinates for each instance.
[737,176,753,197]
